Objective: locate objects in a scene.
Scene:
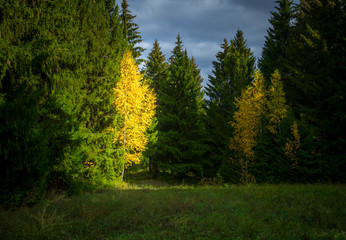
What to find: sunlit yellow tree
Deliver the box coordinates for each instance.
[230,71,266,183]
[113,50,156,180]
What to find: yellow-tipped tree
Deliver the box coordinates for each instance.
[230,71,266,183]
[267,70,288,134]
[113,50,156,180]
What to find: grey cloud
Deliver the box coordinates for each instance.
[130,0,281,85]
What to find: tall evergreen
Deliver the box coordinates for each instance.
[121,0,144,59]
[0,0,128,206]
[204,30,255,181]
[144,40,168,178]
[156,34,206,178]
[0,0,85,206]
[286,0,346,182]
[62,0,127,189]
[144,40,169,94]
[259,0,295,84]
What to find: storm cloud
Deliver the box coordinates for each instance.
[130,0,295,84]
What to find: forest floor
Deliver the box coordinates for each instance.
[1,174,345,240]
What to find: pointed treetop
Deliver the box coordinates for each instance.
[172,33,183,54]
[145,39,168,90]
[121,0,143,59]
[170,33,185,62]
[231,29,248,53]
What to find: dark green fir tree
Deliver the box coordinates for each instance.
[156,34,206,179]
[143,40,168,178]
[286,0,346,182]
[258,0,295,84]
[121,0,144,60]
[204,30,255,182]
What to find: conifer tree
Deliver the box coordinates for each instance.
[60,0,127,188]
[156,34,206,178]
[286,0,345,182]
[230,70,293,183]
[230,71,266,184]
[112,50,156,180]
[144,40,168,177]
[121,0,144,59]
[266,70,288,135]
[252,70,291,183]
[0,0,129,206]
[204,30,255,180]
[144,40,169,94]
[259,0,295,83]
[0,0,87,206]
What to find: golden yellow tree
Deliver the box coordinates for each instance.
[113,50,156,180]
[230,71,266,183]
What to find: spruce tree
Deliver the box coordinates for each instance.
[121,0,144,59]
[286,0,345,182]
[259,0,295,83]
[0,0,129,206]
[156,34,206,178]
[252,70,293,183]
[204,30,255,181]
[60,0,127,188]
[0,0,86,206]
[144,40,169,94]
[144,40,168,178]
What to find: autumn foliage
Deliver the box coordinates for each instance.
[230,71,266,161]
[112,50,156,178]
[230,70,293,183]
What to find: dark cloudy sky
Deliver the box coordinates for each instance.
[130,0,298,85]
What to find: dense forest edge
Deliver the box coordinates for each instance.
[0,0,345,209]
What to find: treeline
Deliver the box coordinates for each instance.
[0,0,146,207]
[0,0,345,207]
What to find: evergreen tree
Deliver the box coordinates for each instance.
[59,0,127,190]
[0,0,128,206]
[156,34,206,178]
[259,0,295,84]
[144,40,169,94]
[252,70,293,183]
[204,30,255,181]
[144,40,168,178]
[231,70,293,183]
[0,0,86,206]
[121,0,144,59]
[286,0,345,182]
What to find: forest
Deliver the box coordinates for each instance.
[0,0,345,210]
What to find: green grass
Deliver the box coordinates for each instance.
[1,184,345,240]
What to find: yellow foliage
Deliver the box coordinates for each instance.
[230,70,290,183]
[230,71,266,161]
[267,70,288,134]
[230,71,266,184]
[285,122,300,168]
[112,50,156,169]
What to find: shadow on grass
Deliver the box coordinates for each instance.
[1,184,345,240]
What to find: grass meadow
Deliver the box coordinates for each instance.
[0,182,345,240]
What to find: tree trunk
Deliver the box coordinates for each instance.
[122,113,126,181]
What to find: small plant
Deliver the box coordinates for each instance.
[200,173,223,186]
